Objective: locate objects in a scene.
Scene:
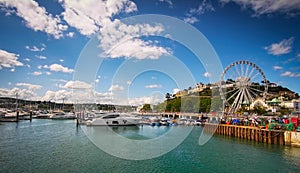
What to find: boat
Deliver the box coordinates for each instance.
[36,110,52,119]
[86,113,141,126]
[50,112,76,120]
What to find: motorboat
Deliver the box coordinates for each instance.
[86,113,141,126]
[50,112,76,120]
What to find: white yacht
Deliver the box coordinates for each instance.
[50,112,76,120]
[86,113,141,126]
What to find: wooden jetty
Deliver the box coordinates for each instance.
[204,124,286,145]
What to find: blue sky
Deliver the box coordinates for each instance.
[0,0,299,105]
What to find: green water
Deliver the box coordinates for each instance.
[0,119,300,173]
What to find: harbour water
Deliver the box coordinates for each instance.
[1,119,300,173]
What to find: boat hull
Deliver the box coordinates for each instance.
[87,115,141,126]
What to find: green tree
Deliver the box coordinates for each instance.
[140,104,152,113]
[252,106,266,115]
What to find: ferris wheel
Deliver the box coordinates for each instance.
[219,60,268,114]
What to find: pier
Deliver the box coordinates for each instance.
[204,124,300,146]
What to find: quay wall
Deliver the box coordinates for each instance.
[205,124,288,145]
[285,131,300,147]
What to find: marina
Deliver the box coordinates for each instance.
[0,119,300,172]
[1,0,300,172]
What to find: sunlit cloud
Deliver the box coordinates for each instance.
[0,0,67,39]
[43,63,74,73]
[221,0,300,16]
[264,37,294,56]
[0,49,23,70]
[273,66,283,71]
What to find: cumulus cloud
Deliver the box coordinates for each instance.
[129,95,164,106]
[264,37,294,56]
[221,0,300,16]
[107,38,171,59]
[60,0,137,36]
[0,49,23,70]
[42,90,71,102]
[99,19,171,59]
[61,80,93,89]
[273,66,283,71]
[109,84,124,91]
[15,83,42,90]
[0,0,68,39]
[145,84,162,89]
[0,87,37,100]
[59,0,169,60]
[43,63,74,73]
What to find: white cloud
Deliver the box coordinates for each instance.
[0,49,23,70]
[60,0,137,36]
[42,90,71,102]
[183,16,199,24]
[109,84,124,91]
[0,0,67,39]
[99,19,171,59]
[0,87,37,100]
[221,0,300,16]
[35,55,47,60]
[59,0,169,60]
[24,58,30,62]
[95,79,100,83]
[203,71,212,77]
[273,66,283,71]
[66,32,75,38]
[280,71,300,77]
[16,83,42,90]
[145,84,162,89]
[43,63,74,73]
[264,37,294,56]
[61,80,93,89]
[25,44,45,52]
[158,0,173,7]
[59,59,64,62]
[189,0,215,15]
[129,95,164,106]
[106,38,171,59]
[184,0,214,24]
[32,71,42,76]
